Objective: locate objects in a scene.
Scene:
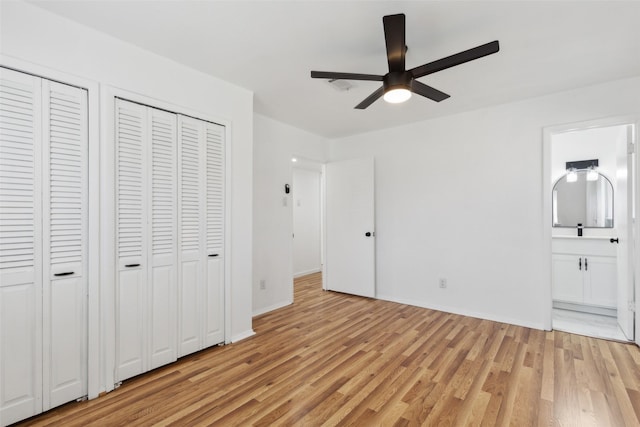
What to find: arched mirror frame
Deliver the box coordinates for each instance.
[552,170,614,228]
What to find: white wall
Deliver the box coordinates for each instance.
[329,76,640,330]
[1,0,254,390]
[293,168,322,277]
[551,126,625,185]
[253,114,328,316]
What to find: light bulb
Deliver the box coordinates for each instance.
[383,88,412,104]
[586,167,598,181]
[567,169,578,183]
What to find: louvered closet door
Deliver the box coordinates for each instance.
[148,109,177,369]
[115,99,147,381]
[0,67,43,426]
[204,123,224,347]
[41,80,88,410]
[177,116,204,357]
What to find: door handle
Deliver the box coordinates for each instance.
[610,238,619,244]
[579,257,581,270]
[365,232,372,237]
[125,264,140,268]
[585,258,588,271]
[54,271,74,277]
[208,254,219,257]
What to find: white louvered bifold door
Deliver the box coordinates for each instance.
[41,80,88,410]
[204,122,224,347]
[177,116,205,357]
[0,67,44,427]
[115,99,147,381]
[147,108,177,369]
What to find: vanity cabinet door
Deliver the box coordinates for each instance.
[584,255,617,308]
[552,254,584,304]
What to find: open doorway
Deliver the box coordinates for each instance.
[547,120,637,341]
[291,157,323,283]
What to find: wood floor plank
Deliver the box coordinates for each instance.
[15,272,640,426]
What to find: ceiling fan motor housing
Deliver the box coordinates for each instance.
[383,71,413,93]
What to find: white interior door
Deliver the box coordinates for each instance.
[42,80,88,409]
[1,68,88,425]
[325,157,375,298]
[616,125,634,340]
[204,122,225,347]
[148,108,178,369]
[178,115,205,357]
[178,117,225,354]
[0,67,44,426]
[114,99,147,381]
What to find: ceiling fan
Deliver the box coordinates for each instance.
[310,13,499,109]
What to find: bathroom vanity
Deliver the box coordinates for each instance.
[552,236,617,313]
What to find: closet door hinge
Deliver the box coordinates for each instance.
[628,301,636,312]
[628,142,635,154]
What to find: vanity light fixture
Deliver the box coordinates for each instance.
[586,165,598,181]
[565,159,599,183]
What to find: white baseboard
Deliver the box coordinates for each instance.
[230,329,256,343]
[376,294,546,331]
[293,268,321,278]
[252,300,293,317]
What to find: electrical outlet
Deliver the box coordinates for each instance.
[260,279,266,290]
[439,278,447,289]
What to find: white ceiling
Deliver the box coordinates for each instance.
[29,1,640,138]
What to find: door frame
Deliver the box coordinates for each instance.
[542,114,640,342]
[0,55,101,400]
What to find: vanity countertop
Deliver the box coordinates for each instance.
[552,235,617,256]
[552,235,614,240]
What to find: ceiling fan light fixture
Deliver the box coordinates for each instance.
[383,87,412,103]
[382,71,413,104]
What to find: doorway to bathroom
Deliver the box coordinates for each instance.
[546,118,637,342]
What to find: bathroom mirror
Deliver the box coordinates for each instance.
[552,170,613,228]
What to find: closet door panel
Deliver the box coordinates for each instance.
[204,123,224,346]
[42,81,88,408]
[205,258,224,346]
[148,109,177,369]
[0,68,43,424]
[47,277,85,408]
[0,284,40,425]
[149,266,174,368]
[177,116,204,357]
[115,99,147,381]
[179,260,200,356]
[116,268,144,381]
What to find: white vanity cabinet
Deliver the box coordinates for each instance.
[552,238,617,309]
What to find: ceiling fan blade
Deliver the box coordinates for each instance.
[311,71,383,81]
[383,13,406,72]
[409,40,500,78]
[411,81,450,102]
[355,86,384,109]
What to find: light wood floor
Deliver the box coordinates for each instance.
[17,272,640,426]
